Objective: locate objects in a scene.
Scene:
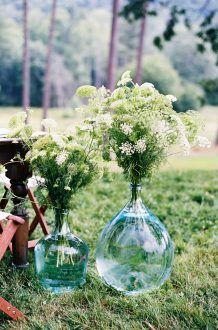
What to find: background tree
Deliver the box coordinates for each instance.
[135,2,147,84]
[22,0,30,123]
[107,0,121,91]
[121,0,218,70]
[42,0,57,120]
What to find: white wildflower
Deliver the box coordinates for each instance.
[174,115,190,155]
[80,124,93,131]
[65,126,76,136]
[0,165,6,175]
[41,118,57,131]
[119,142,135,156]
[154,120,169,136]
[51,133,66,147]
[140,82,154,90]
[64,186,71,191]
[27,176,45,189]
[120,123,133,135]
[117,71,132,87]
[110,100,124,109]
[0,173,10,189]
[180,139,190,156]
[135,139,147,153]
[96,114,113,128]
[196,136,211,148]
[8,112,27,129]
[166,94,177,102]
[56,151,68,165]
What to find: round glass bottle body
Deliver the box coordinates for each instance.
[96,184,173,295]
[35,209,88,294]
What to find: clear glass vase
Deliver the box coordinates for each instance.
[96,184,174,295]
[35,209,88,293]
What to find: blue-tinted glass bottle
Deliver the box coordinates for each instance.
[35,209,88,293]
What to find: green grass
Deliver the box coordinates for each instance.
[0,171,217,329]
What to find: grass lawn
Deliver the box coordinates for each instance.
[0,171,217,329]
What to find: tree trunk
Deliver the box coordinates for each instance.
[215,128,218,145]
[107,0,120,91]
[135,3,147,84]
[42,0,57,122]
[22,0,30,123]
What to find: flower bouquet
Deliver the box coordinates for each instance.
[5,112,103,293]
[77,71,210,295]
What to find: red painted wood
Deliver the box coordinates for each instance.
[0,297,24,320]
[28,239,39,249]
[0,215,26,320]
[28,189,49,235]
[0,220,19,260]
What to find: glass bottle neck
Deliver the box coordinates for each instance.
[130,183,142,203]
[53,208,70,235]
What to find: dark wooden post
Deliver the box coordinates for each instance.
[0,139,31,268]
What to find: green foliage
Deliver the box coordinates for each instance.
[174,83,204,113]
[141,54,183,96]
[0,170,217,329]
[200,78,218,106]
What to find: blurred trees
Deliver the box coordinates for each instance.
[42,0,57,120]
[107,0,121,90]
[0,0,217,111]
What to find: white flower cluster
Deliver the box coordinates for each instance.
[56,150,68,165]
[135,139,147,153]
[154,120,169,136]
[140,82,154,91]
[96,113,113,128]
[196,136,211,148]
[41,118,57,131]
[119,139,147,156]
[119,142,134,156]
[174,116,190,155]
[120,123,133,135]
[166,94,177,102]
[117,71,132,87]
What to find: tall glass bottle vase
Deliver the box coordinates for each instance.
[96,184,174,295]
[35,209,88,293]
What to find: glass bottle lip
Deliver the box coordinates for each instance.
[52,207,69,215]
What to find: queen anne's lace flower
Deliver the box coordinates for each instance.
[117,71,132,87]
[120,123,133,135]
[96,114,113,128]
[135,139,147,153]
[154,120,169,136]
[51,133,66,147]
[140,82,154,90]
[166,94,177,102]
[41,118,57,131]
[119,142,135,156]
[196,136,211,148]
[8,112,27,129]
[56,151,68,165]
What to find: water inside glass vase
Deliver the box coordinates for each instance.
[35,209,89,294]
[96,184,174,295]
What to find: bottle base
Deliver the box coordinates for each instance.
[39,278,86,294]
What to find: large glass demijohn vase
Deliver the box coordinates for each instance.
[96,184,173,295]
[35,209,88,293]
